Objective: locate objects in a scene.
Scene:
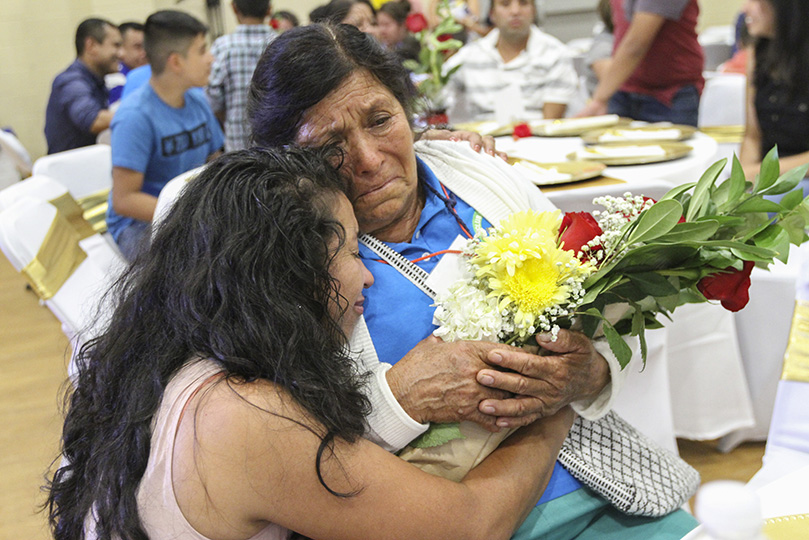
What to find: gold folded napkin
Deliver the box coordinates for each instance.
[532,114,621,136]
[574,145,668,160]
[599,128,684,142]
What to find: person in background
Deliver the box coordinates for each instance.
[583,0,614,97]
[270,9,299,31]
[739,0,809,185]
[377,0,421,62]
[310,0,378,37]
[108,22,147,104]
[576,0,704,126]
[443,0,578,122]
[107,10,223,260]
[46,145,575,540]
[719,19,751,75]
[44,18,122,154]
[207,0,277,151]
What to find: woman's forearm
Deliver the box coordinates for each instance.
[458,407,576,538]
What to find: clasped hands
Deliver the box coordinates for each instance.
[386,329,610,431]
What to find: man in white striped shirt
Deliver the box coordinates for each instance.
[443,0,578,123]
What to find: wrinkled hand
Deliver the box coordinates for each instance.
[475,329,610,429]
[386,335,512,431]
[421,129,508,160]
[575,99,609,118]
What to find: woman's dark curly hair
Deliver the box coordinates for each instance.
[45,146,371,540]
[248,22,417,148]
[753,0,809,100]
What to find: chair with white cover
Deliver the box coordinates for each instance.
[698,25,734,71]
[746,248,809,490]
[698,74,747,128]
[0,129,32,189]
[152,166,204,235]
[0,174,69,212]
[0,196,125,378]
[698,74,747,168]
[32,144,112,200]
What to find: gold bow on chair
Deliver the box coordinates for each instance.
[782,300,809,383]
[21,205,88,300]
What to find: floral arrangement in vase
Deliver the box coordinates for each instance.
[403,0,464,126]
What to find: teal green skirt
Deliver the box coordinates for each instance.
[512,488,698,540]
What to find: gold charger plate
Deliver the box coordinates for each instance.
[507,157,607,185]
[763,513,809,539]
[581,124,697,145]
[566,142,693,166]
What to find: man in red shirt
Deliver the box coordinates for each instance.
[577,0,704,126]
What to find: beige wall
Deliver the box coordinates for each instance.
[1,0,743,160]
[699,0,745,31]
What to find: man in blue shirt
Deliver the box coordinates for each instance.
[44,18,122,154]
[107,22,147,104]
[107,10,223,260]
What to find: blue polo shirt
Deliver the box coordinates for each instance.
[360,157,582,505]
[106,83,223,241]
[44,60,108,154]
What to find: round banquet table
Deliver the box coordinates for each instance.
[493,132,765,448]
[494,131,720,187]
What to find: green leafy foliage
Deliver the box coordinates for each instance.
[405,0,463,107]
[574,151,809,366]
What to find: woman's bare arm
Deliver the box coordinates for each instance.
[173,378,575,540]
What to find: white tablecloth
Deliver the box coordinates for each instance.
[496,132,719,187]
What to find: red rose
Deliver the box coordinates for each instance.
[697,260,755,312]
[406,13,428,33]
[512,123,531,139]
[559,212,603,257]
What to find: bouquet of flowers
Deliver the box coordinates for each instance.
[403,0,463,124]
[398,149,809,479]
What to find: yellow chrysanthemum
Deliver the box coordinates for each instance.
[471,210,591,330]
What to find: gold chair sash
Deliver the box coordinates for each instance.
[782,300,809,383]
[76,189,109,234]
[48,192,96,239]
[21,208,87,300]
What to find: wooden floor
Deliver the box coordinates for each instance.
[0,255,766,538]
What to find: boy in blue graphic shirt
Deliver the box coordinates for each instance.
[107,10,224,260]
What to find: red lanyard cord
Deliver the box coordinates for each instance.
[370,182,471,265]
